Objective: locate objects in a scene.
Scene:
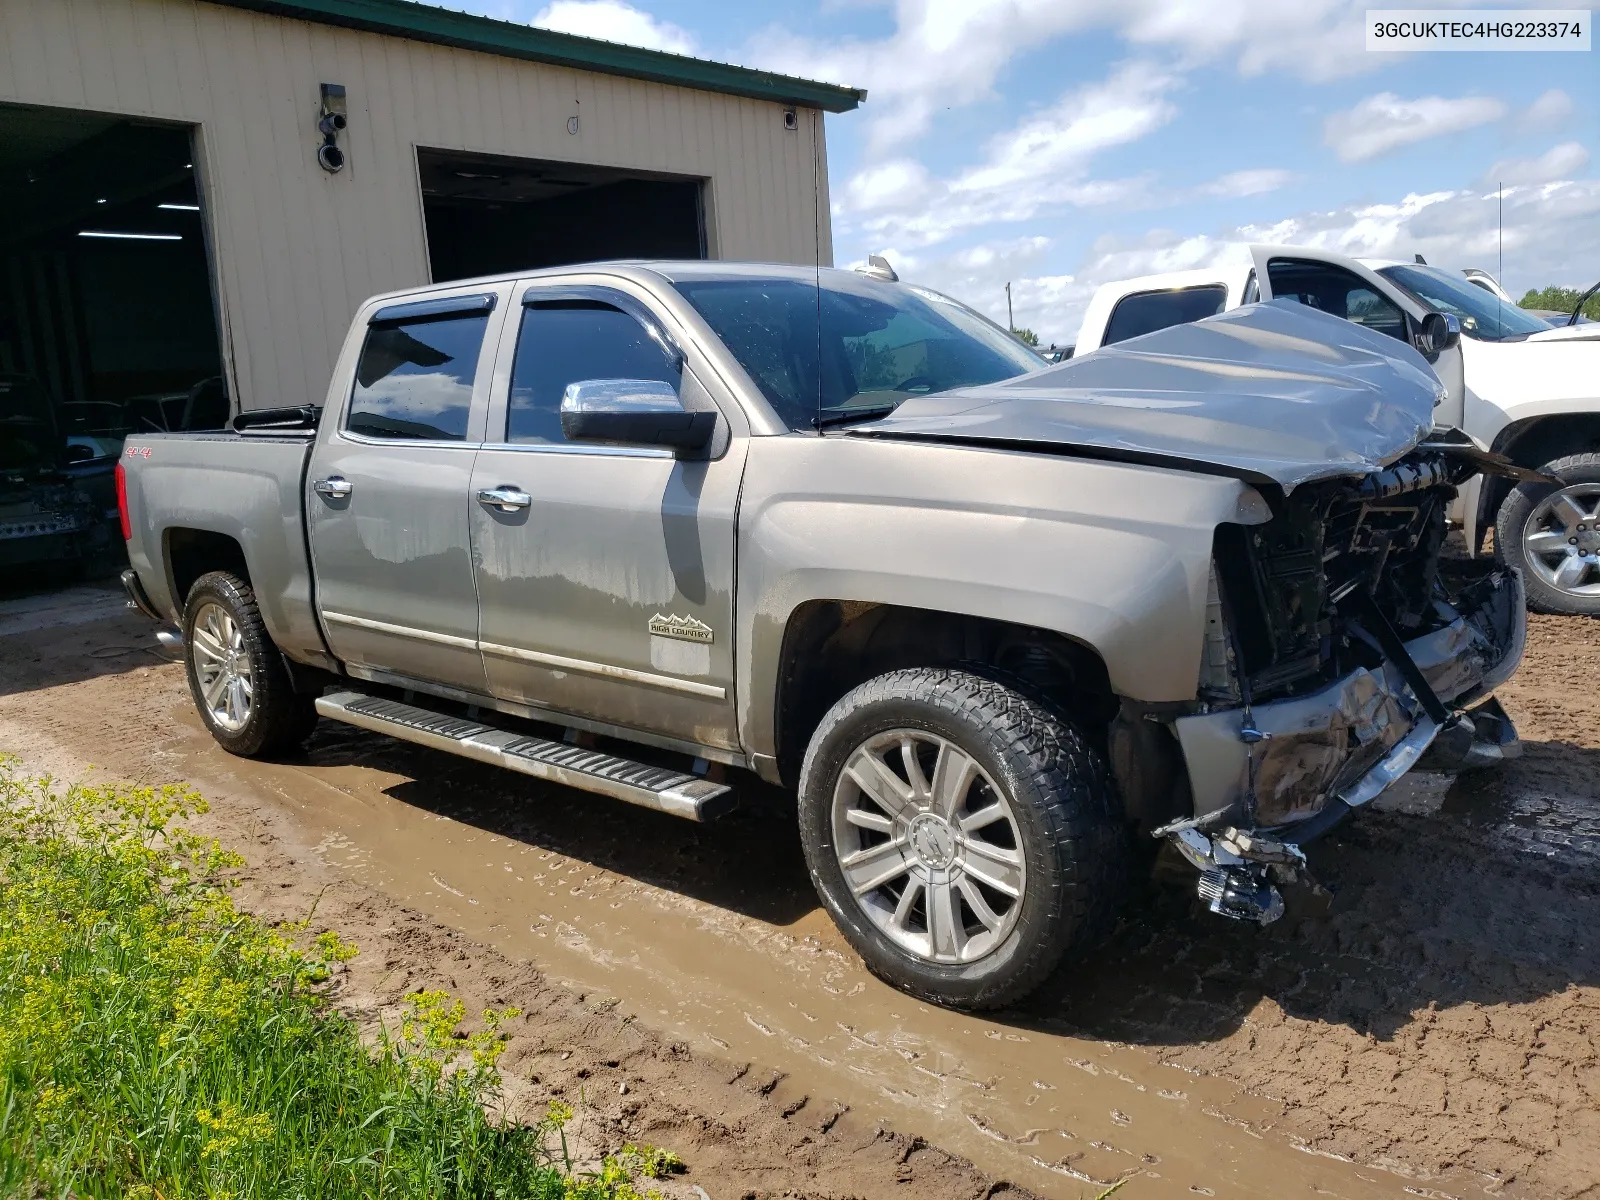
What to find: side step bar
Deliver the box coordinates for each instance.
[314,690,736,822]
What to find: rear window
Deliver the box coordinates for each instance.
[347,311,488,441]
[1103,285,1228,346]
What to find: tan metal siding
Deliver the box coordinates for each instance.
[0,0,833,410]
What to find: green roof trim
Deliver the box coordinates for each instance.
[206,0,866,112]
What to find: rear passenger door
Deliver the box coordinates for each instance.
[307,288,508,694]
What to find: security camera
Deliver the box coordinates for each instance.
[783,108,798,131]
[318,82,348,173]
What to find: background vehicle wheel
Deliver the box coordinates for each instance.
[798,667,1125,1011]
[182,571,319,757]
[1496,452,1600,616]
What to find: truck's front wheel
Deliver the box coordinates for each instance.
[797,668,1125,1011]
[182,571,318,757]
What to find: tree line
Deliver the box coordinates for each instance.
[1520,285,1600,321]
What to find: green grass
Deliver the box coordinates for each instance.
[0,758,677,1199]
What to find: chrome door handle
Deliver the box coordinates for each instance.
[314,476,352,499]
[477,485,531,512]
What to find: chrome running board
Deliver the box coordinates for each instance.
[314,689,736,822]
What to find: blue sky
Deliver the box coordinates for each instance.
[460,0,1596,344]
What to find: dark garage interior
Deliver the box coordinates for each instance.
[0,101,226,576]
[418,147,706,282]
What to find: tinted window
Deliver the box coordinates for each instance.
[1103,285,1228,346]
[507,300,682,444]
[1267,260,1406,341]
[670,276,1042,431]
[348,313,488,440]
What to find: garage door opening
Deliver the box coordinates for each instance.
[0,102,226,577]
[418,148,706,282]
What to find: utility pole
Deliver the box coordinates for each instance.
[1005,282,1013,331]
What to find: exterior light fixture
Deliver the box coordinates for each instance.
[158,203,201,211]
[78,231,182,240]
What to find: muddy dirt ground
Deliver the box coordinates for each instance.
[0,585,1596,1200]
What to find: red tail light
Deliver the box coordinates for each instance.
[114,459,132,542]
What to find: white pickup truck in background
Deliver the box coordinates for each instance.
[1075,245,1600,616]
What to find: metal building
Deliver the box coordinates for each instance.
[0,0,863,434]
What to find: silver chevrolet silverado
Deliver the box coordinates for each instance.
[118,262,1527,1010]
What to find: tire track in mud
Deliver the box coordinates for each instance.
[1,600,1596,1198]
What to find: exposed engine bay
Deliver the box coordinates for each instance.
[1157,446,1526,924]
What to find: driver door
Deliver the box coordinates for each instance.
[467,280,749,752]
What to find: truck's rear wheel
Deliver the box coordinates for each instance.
[797,668,1124,1011]
[182,571,318,757]
[1496,452,1600,616]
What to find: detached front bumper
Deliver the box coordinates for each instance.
[1162,563,1525,922]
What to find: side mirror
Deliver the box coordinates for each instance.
[1414,311,1461,359]
[559,379,715,452]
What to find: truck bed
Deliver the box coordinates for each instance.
[120,430,332,669]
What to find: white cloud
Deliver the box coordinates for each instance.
[838,62,1177,249]
[1323,92,1506,163]
[888,178,1600,345]
[842,158,932,213]
[876,236,1081,342]
[1519,88,1574,132]
[1198,168,1295,198]
[1482,142,1590,188]
[1117,0,1372,80]
[958,63,1178,193]
[531,0,697,54]
[749,0,1376,153]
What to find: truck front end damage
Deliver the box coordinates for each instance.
[1161,448,1525,922]
[855,300,1531,924]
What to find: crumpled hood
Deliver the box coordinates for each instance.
[852,300,1444,494]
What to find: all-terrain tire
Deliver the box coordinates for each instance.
[1495,451,1600,617]
[797,667,1126,1011]
[182,571,319,757]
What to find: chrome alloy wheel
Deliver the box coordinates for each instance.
[1523,482,1600,600]
[830,729,1025,965]
[190,601,254,733]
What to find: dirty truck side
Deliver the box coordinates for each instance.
[118,264,1526,1011]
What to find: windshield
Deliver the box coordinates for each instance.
[669,274,1044,431]
[1377,264,1548,341]
[0,375,61,473]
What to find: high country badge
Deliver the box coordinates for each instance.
[648,613,714,644]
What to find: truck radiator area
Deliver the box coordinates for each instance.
[1164,450,1525,924]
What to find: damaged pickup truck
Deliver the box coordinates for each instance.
[117,263,1525,1010]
